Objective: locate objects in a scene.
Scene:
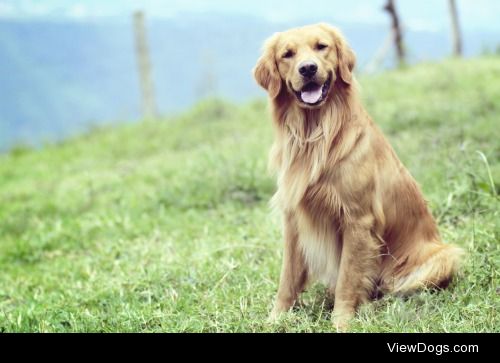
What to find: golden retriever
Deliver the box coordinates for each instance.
[253,23,463,331]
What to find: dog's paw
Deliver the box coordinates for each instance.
[267,301,294,323]
[267,307,285,323]
[331,311,353,332]
[332,317,349,332]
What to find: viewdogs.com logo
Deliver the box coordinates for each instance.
[387,343,479,355]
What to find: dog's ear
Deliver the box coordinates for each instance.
[253,35,282,99]
[320,24,356,85]
[336,40,356,85]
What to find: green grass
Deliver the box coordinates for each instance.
[0,57,499,332]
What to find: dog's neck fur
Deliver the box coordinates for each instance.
[269,79,363,210]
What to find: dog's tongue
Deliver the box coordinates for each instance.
[301,86,322,104]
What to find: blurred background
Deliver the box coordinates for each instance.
[1,0,500,151]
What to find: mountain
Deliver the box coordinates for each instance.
[0,14,498,150]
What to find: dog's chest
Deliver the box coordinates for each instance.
[296,203,342,288]
[296,180,344,288]
[277,154,346,288]
[303,178,345,218]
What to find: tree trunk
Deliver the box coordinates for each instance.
[383,0,405,67]
[448,0,463,57]
[133,11,158,119]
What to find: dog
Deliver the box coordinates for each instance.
[253,23,463,331]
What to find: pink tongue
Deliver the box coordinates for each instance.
[301,87,322,104]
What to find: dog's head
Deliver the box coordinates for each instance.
[253,23,356,109]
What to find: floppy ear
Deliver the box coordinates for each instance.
[319,24,356,85]
[253,36,282,98]
[337,39,356,85]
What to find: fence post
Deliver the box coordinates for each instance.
[133,11,158,119]
[384,0,405,67]
[448,0,463,57]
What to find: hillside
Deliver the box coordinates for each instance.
[2,16,500,150]
[0,57,498,332]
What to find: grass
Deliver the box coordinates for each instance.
[0,57,499,332]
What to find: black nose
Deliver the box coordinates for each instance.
[298,61,318,78]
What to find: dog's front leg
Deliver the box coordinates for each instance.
[333,216,380,331]
[269,212,308,321]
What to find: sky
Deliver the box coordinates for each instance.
[1,0,500,32]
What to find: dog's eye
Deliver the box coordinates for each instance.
[316,43,328,51]
[282,50,294,59]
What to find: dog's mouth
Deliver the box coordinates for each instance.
[294,74,332,106]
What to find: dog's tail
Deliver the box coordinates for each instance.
[382,242,464,295]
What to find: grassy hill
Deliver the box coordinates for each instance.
[0,57,498,332]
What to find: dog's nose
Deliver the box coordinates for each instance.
[298,61,318,78]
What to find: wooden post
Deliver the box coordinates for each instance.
[196,49,218,99]
[384,0,405,67]
[133,11,158,119]
[448,0,463,57]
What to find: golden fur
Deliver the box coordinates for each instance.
[253,23,463,330]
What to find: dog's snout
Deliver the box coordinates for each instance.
[298,61,318,78]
